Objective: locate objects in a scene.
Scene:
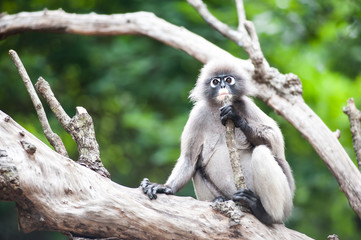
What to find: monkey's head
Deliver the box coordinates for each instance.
[190,59,249,105]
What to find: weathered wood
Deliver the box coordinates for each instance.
[222,96,247,190]
[343,98,361,170]
[0,110,312,239]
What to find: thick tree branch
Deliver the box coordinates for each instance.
[343,98,361,170]
[0,110,313,239]
[0,9,249,69]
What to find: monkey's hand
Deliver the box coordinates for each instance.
[140,178,173,200]
[220,104,246,128]
[233,188,273,225]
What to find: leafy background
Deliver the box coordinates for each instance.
[1,0,360,239]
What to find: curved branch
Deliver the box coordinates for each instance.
[0,110,312,239]
[0,9,251,69]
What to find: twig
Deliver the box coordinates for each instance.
[35,77,110,178]
[327,234,339,240]
[8,50,68,157]
[343,98,361,170]
[235,0,246,30]
[222,96,247,190]
[333,129,341,139]
[187,0,246,47]
[187,0,269,79]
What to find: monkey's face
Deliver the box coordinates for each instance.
[209,75,236,102]
[189,60,249,104]
[204,73,246,104]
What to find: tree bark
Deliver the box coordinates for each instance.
[0,110,312,239]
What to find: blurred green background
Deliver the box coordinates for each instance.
[0,0,360,239]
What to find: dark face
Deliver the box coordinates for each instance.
[204,72,246,103]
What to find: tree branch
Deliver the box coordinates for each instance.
[8,49,68,157]
[35,77,110,178]
[222,96,247,190]
[0,110,313,239]
[235,0,246,30]
[343,98,361,170]
[187,0,269,80]
[0,10,248,68]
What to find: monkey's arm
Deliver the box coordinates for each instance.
[220,102,294,224]
[141,104,205,199]
[220,104,275,149]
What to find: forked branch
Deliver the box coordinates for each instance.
[9,49,68,157]
[187,0,269,79]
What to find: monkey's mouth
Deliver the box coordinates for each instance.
[216,92,232,101]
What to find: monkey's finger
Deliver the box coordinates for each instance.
[220,103,232,111]
[147,188,156,200]
[158,187,173,195]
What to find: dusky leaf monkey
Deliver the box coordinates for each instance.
[141,59,295,225]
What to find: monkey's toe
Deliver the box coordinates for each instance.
[212,196,228,203]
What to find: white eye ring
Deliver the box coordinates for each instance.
[225,76,235,85]
[210,78,220,88]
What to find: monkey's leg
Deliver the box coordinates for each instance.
[245,145,292,224]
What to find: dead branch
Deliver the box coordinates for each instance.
[343,98,361,170]
[222,96,247,190]
[35,77,110,178]
[8,49,68,157]
[0,9,248,68]
[0,110,313,239]
[187,0,268,79]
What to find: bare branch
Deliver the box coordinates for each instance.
[35,78,110,178]
[187,0,269,79]
[222,96,247,190]
[235,0,246,30]
[187,0,246,47]
[0,9,247,68]
[343,98,361,170]
[0,110,314,239]
[328,234,340,240]
[8,49,68,157]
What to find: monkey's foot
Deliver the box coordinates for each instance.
[212,196,228,203]
[140,178,173,200]
[232,189,273,225]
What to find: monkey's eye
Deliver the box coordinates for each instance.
[210,78,220,88]
[225,76,235,85]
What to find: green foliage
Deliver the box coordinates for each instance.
[1,0,361,239]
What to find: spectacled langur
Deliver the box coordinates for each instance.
[141,59,295,225]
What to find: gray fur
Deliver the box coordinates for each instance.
[164,59,295,223]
